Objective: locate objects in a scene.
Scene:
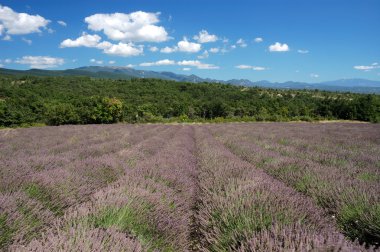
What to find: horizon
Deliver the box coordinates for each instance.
[2,65,380,85]
[0,0,380,82]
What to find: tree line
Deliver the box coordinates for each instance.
[0,75,379,127]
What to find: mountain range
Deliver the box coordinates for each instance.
[1,66,380,94]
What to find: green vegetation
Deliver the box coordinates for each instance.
[24,183,64,216]
[0,74,379,127]
[89,203,175,251]
[338,202,380,245]
[0,214,13,248]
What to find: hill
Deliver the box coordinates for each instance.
[1,66,380,94]
[0,74,379,127]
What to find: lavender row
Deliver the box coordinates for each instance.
[210,123,380,246]
[9,125,199,251]
[0,124,175,249]
[193,126,367,251]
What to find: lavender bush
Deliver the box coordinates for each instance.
[0,123,378,251]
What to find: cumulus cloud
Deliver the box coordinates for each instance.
[103,42,143,57]
[60,33,102,48]
[177,38,201,53]
[57,20,67,27]
[84,11,169,42]
[297,49,309,54]
[235,65,266,71]
[269,42,289,52]
[209,47,220,53]
[140,59,176,66]
[16,56,64,69]
[177,60,219,69]
[60,33,143,57]
[149,46,159,52]
[236,38,247,48]
[126,64,135,68]
[160,46,178,53]
[193,30,218,43]
[182,68,191,71]
[254,37,263,43]
[353,63,380,71]
[0,5,50,36]
[139,59,219,69]
[109,60,116,64]
[310,73,319,78]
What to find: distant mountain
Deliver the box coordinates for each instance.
[1,66,380,94]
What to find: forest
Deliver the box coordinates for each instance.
[0,74,379,127]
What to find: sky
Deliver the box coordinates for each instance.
[0,0,379,82]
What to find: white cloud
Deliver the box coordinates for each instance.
[269,42,289,52]
[209,47,220,53]
[177,38,201,53]
[198,50,209,59]
[193,30,218,43]
[178,60,219,69]
[2,34,11,41]
[90,59,103,64]
[85,11,168,42]
[60,33,102,48]
[138,59,219,69]
[126,64,135,68]
[182,68,191,71]
[231,45,236,49]
[236,38,247,48]
[57,20,67,27]
[254,37,263,43]
[310,73,319,78]
[4,59,12,63]
[297,49,309,54]
[353,64,380,71]
[22,37,32,45]
[160,46,178,53]
[140,59,176,67]
[103,42,143,57]
[235,65,266,71]
[16,56,64,69]
[109,60,116,64]
[0,5,50,36]
[149,46,159,52]
[60,33,143,57]
[0,64,3,68]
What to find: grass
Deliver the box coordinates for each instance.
[89,202,175,251]
[338,202,380,246]
[24,183,64,216]
[16,202,44,242]
[0,213,14,248]
[357,172,380,182]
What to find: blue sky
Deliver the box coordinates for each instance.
[0,0,379,82]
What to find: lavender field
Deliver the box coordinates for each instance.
[0,123,379,251]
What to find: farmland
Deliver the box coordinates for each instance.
[0,123,379,251]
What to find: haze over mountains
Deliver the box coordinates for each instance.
[1,66,380,94]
